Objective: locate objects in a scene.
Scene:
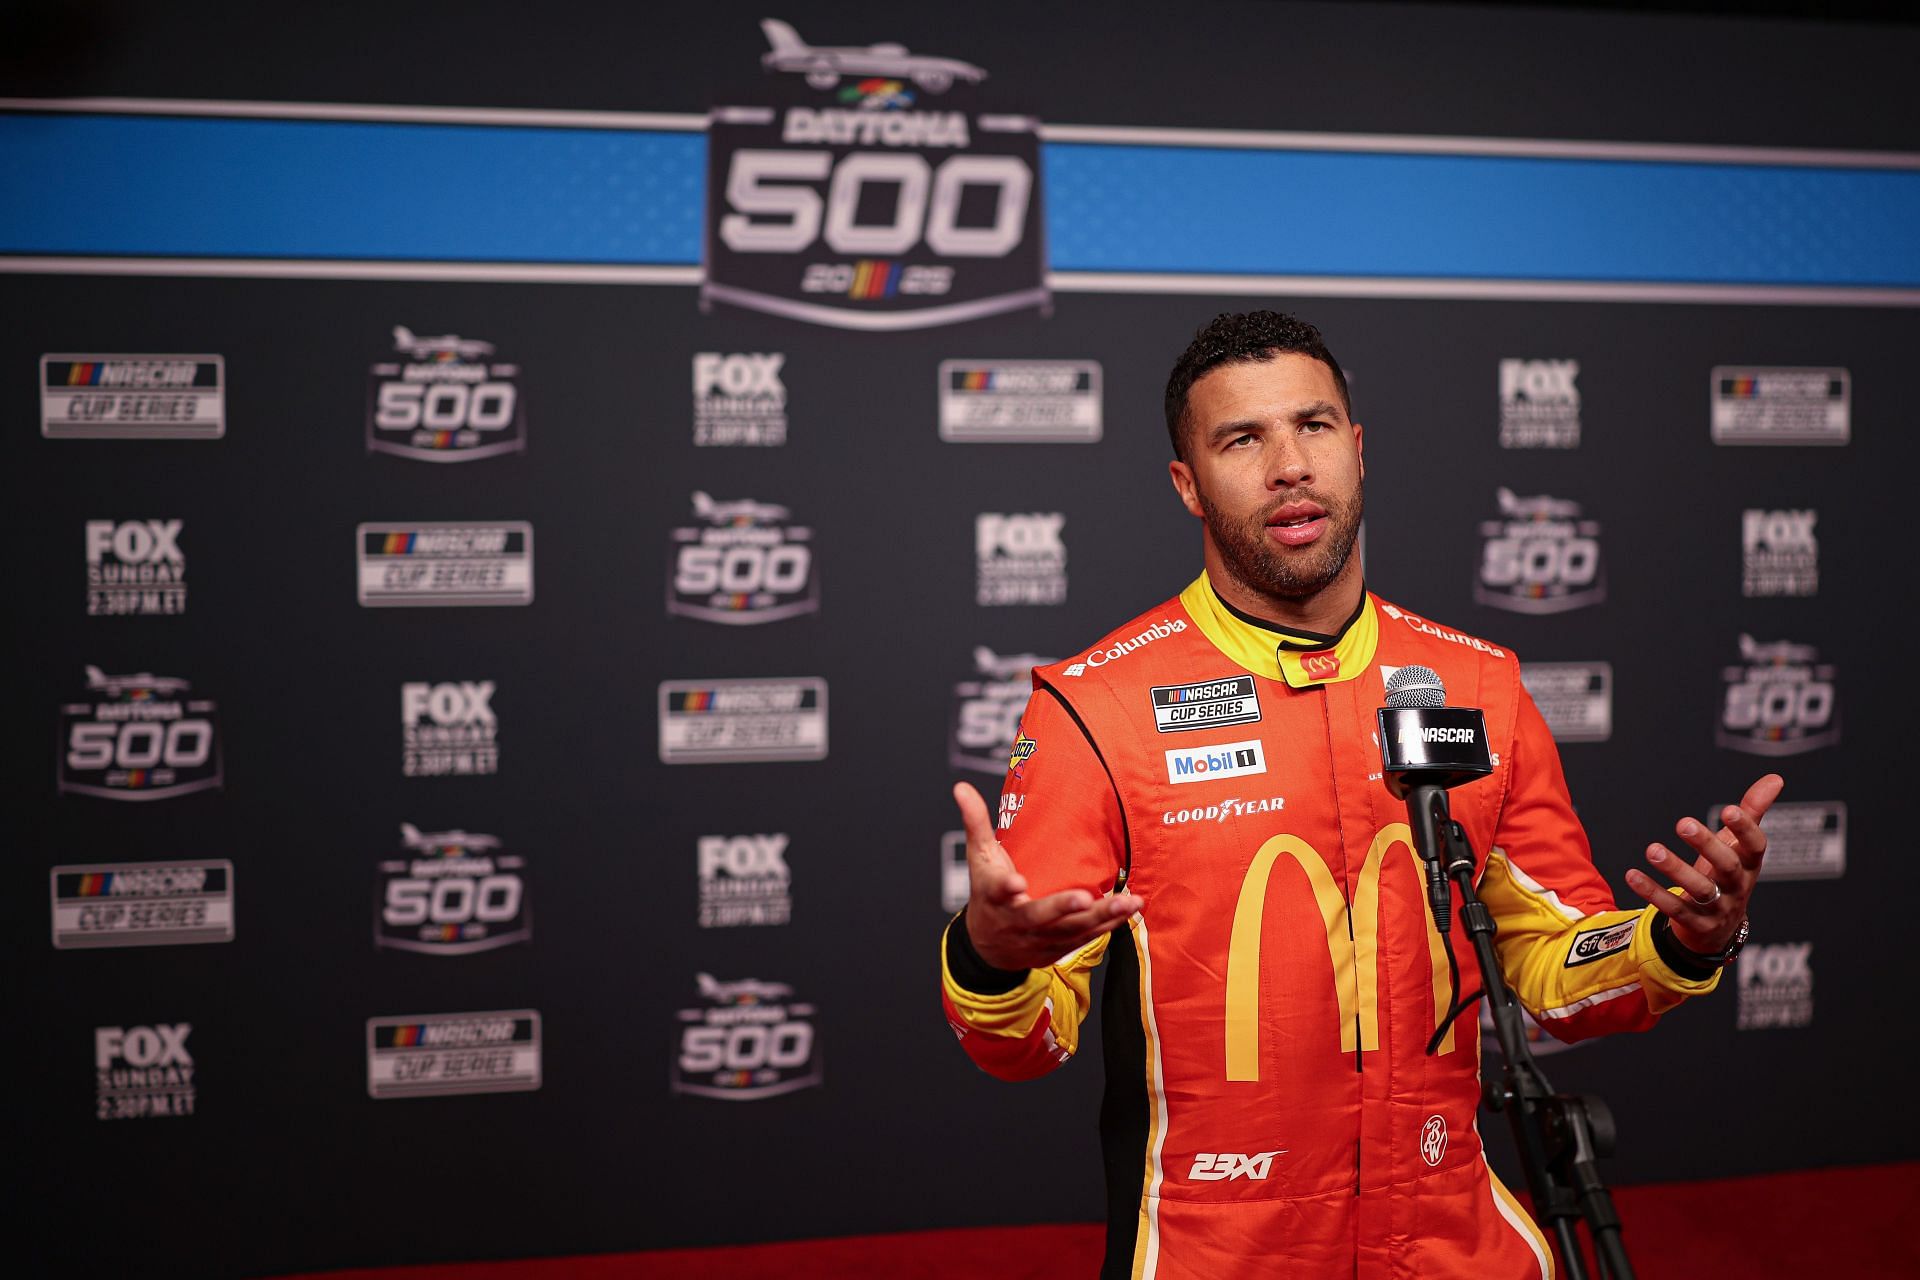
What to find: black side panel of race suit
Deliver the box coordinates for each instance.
[1099,933,1147,1279]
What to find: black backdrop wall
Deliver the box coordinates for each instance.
[6,3,1919,1276]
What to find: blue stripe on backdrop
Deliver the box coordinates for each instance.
[0,115,707,263]
[3,112,1918,284]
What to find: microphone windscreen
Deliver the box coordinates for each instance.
[1385,664,1446,709]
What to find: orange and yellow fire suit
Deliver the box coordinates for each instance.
[941,576,1721,1279]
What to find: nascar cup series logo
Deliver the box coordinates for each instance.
[668,492,818,624]
[1718,800,1844,881]
[96,1024,195,1119]
[375,824,529,955]
[658,678,829,763]
[366,1011,541,1098]
[1498,358,1581,448]
[52,861,234,949]
[42,354,224,439]
[367,326,525,461]
[1718,635,1838,756]
[694,352,787,446]
[357,522,534,607]
[941,831,969,913]
[938,360,1102,443]
[59,666,222,800]
[1712,367,1850,446]
[85,519,185,616]
[976,513,1066,606]
[703,18,1046,329]
[1519,662,1612,743]
[698,834,792,928]
[1475,487,1605,614]
[1150,675,1262,734]
[1742,508,1818,597]
[402,681,498,777]
[673,973,822,1100]
[950,646,1048,773]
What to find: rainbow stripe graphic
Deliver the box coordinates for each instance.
[77,872,112,896]
[390,1025,424,1047]
[677,690,717,712]
[1727,377,1759,398]
[960,369,993,391]
[125,769,149,787]
[382,531,418,555]
[848,260,898,300]
[66,362,103,385]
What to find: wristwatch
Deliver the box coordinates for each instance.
[1656,913,1751,971]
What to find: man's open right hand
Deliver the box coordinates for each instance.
[954,781,1140,972]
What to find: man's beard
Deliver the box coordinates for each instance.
[1199,485,1364,602]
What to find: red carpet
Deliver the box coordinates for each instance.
[275,1161,1919,1278]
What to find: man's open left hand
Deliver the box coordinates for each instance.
[1624,773,1784,955]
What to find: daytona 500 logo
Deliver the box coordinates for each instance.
[702,19,1047,330]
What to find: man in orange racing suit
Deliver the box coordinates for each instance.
[940,312,1781,1279]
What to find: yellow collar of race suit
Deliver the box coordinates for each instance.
[1178,572,1379,688]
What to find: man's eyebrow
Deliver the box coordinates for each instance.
[1204,401,1346,442]
[1205,418,1261,443]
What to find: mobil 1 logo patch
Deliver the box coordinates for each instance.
[694,352,787,446]
[1498,358,1580,449]
[673,974,821,1100]
[704,20,1046,330]
[1712,367,1849,445]
[658,678,828,763]
[698,834,791,928]
[939,360,1102,443]
[376,824,529,955]
[60,666,221,800]
[1166,740,1266,785]
[1718,634,1838,756]
[668,492,817,624]
[52,860,234,949]
[96,1024,196,1120]
[1742,509,1818,597]
[950,646,1048,773]
[402,681,498,777]
[368,326,525,461]
[357,522,534,607]
[1476,486,1604,614]
[367,1011,542,1098]
[1719,800,1845,882]
[1519,663,1612,743]
[42,354,224,439]
[86,519,186,616]
[1150,675,1261,734]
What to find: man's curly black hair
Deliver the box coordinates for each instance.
[1163,311,1350,461]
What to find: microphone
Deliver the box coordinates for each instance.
[1378,666,1493,931]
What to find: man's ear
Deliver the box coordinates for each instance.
[1353,421,1365,479]
[1168,458,1204,519]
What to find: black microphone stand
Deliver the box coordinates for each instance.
[1413,787,1635,1280]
